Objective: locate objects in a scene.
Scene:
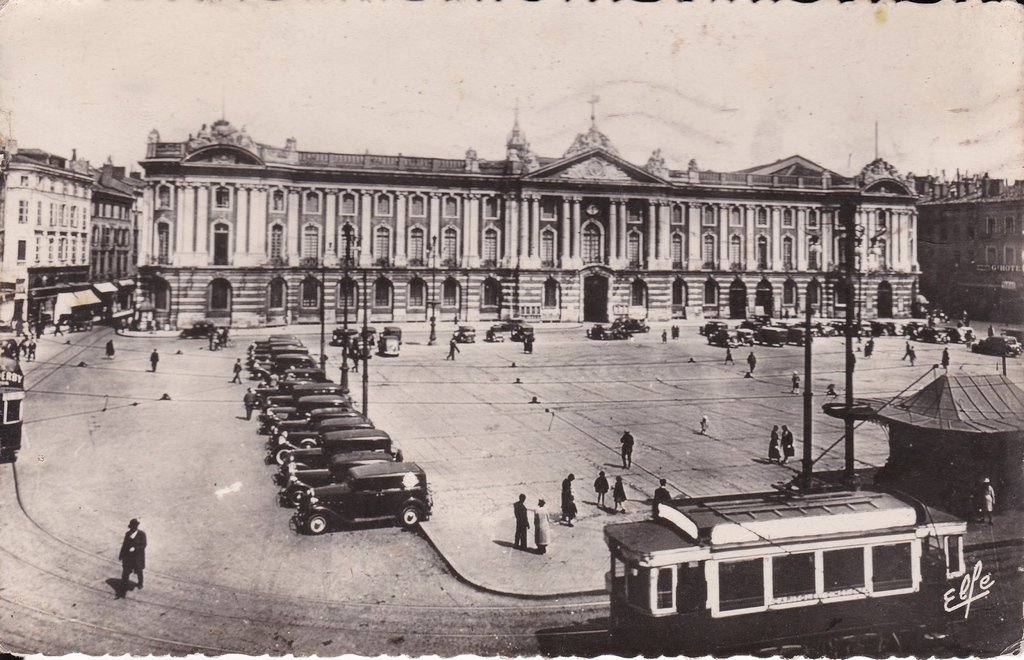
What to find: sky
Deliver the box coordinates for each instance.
[0,0,1020,180]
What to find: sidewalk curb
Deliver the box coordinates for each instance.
[417,522,608,601]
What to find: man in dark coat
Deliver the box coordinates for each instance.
[118,518,147,597]
[652,478,671,517]
[560,474,577,526]
[231,358,243,383]
[446,336,460,361]
[780,425,795,465]
[243,388,257,420]
[619,430,634,468]
[513,494,530,551]
[150,349,160,372]
[593,471,609,508]
[747,351,757,374]
[941,347,950,370]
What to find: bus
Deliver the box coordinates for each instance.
[604,488,967,656]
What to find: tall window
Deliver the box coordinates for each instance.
[541,229,556,266]
[702,206,716,226]
[784,279,797,305]
[442,227,458,263]
[702,234,715,268]
[704,279,719,306]
[782,209,794,228]
[482,228,498,263]
[483,197,498,218]
[442,278,459,308]
[874,238,887,268]
[58,237,67,262]
[340,193,356,215]
[671,233,683,266]
[409,227,425,264]
[443,197,458,218]
[157,186,172,209]
[729,235,742,267]
[376,195,392,216]
[730,208,742,226]
[807,210,819,229]
[986,246,997,264]
[215,187,230,209]
[154,279,171,310]
[627,232,642,265]
[18,201,28,224]
[209,279,231,311]
[272,191,285,212]
[37,201,42,225]
[269,224,284,260]
[374,227,391,263]
[301,225,320,259]
[300,277,320,309]
[35,235,41,263]
[408,279,425,307]
[782,236,794,270]
[543,279,559,308]
[877,210,888,231]
[671,205,683,225]
[304,192,320,214]
[807,239,820,270]
[756,208,768,227]
[482,278,501,308]
[16,240,26,262]
[631,279,647,307]
[213,223,230,266]
[337,279,357,310]
[409,195,425,217]
[374,278,393,308]
[1005,246,1016,265]
[582,224,601,263]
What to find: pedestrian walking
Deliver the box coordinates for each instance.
[699,414,709,435]
[105,340,116,360]
[534,499,550,554]
[977,478,995,525]
[231,358,243,383]
[987,324,995,338]
[619,430,634,468]
[768,425,781,463]
[53,320,63,336]
[560,474,577,526]
[18,336,28,359]
[652,478,671,517]
[671,325,679,340]
[825,383,838,397]
[747,351,757,374]
[941,347,950,370]
[513,494,530,551]
[243,387,257,420]
[908,346,917,367]
[524,336,534,354]
[780,425,795,464]
[724,347,734,365]
[593,471,609,508]
[27,336,36,361]
[612,476,627,513]
[661,330,668,344]
[446,336,460,361]
[208,331,217,351]
[864,338,874,359]
[149,349,159,372]
[117,518,147,598]
[901,341,912,361]
[791,371,800,394]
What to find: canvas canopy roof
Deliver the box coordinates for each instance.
[871,374,1024,434]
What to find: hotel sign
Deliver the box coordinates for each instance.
[976,264,1022,272]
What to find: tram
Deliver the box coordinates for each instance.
[0,354,24,462]
[604,488,967,656]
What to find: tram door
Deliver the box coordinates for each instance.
[0,388,24,462]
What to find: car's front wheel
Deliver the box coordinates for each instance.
[400,506,422,528]
[288,488,306,507]
[306,514,329,535]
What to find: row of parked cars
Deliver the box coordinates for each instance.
[452,319,536,344]
[585,318,650,340]
[246,334,432,535]
[330,325,403,357]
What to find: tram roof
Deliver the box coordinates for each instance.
[606,490,947,560]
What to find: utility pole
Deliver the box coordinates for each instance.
[361,269,369,418]
[801,296,814,490]
[839,199,859,478]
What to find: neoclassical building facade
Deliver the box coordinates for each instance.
[137,117,920,327]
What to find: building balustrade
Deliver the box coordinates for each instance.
[299,256,320,269]
[374,257,392,268]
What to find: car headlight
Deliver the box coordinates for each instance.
[287,462,296,473]
[288,473,297,482]
[309,496,319,504]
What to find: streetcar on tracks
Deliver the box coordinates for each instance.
[604,488,967,656]
[0,354,24,462]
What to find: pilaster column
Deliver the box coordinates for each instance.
[140,186,154,264]
[196,185,210,261]
[286,190,300,264]
[718,206,729,269]
[656,200,671,269]
[465,193,480,268]
[796,208,807,271]
[745,206,756,269]
[507,194,521,266]
[568,196,583,268]
[560,198,571,267]
[394,192,408,267]
[235,185,249,265]
[324,191,338,267]
[646,200,657,268]
[359,191,372,266]
[528,195,541,267]
[179,185,195,267]
[617,200,628,265]
[608,199,619,267]
[770,207,782,269]
[251,187,268,262]
[428,193,441,247]
[822,209,834,271]
[687,204,701,268]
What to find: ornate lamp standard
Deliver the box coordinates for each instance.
[339,225,357,395]
[428,236,438,346]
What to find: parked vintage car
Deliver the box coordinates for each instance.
[179,320,218,339]
[291,462,432,534]
[1001,329,1024,343]
[488,319,532,342]
[268,417,376,460]
[454,326,476,343]
[944,326,975,344]
[261,395,352,432]
[903,322,928,339]
[278,451,399,506]
[383,326,402,344]
[786,326,808,346]
[280,367,330,383]
[708,329,745,348]
[587,324,629,340]
[377,332,401,357]
[270,406,362,438]
[614,318,650,335]
[916,327,949,344]
[700,321,729,337]
[330,327,359,347]
[754,326,789,347]
[275,430,398,476]
[738,315,772,332]
[970,335,1022,357]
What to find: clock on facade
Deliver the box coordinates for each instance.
[586,204,599,216]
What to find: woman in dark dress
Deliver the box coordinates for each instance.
[781,425,795,464]
[768,425,781,463]
[560,474,577,526]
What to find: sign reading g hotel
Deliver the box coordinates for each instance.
[976,264,1022,272]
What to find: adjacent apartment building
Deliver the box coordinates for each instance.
[916,174,1024,324]
[136,116,921,328]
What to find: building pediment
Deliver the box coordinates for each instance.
[183,144,264,166]
[524,150,667,185]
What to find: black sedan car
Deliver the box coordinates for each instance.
[180,320,217,339]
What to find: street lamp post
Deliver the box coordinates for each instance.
[319,255,327,372]
[361,268,369,418]
[340,226,355,395]
[428,236,438,346]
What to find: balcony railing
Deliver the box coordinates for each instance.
[702,261,718,270]
[541,259,556,268]
[441,257,458,268]
[299,257,320,269]
[407,258,425,267]
[480,259,498,269]
[730,262,746,272]
[266,256,288,267]
[628,260,643,269]
[149,255,171,265]
[374,257,392,268]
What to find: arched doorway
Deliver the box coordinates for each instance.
[807,278,821,313]
[877,281,894,318]
[267,277,287,323]
[337,277,358,323]
[704,278,720,317]
[672,278,688,318]
[480,277,502,320]
[583,274,608,322]
[729,279,747,319]
[630,279,648,311]
[756,279,775,317]
[207,278,232,319]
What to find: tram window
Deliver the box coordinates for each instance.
[823,548,865,593]
[945,537,964,577]
[655,568,675,611]
[4,400,21,424]
[872,544,913,592]
[627,567,650,610]
[772,552,816,599]
[718,559,764,611]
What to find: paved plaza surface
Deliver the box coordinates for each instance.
[1,319,1021,655]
